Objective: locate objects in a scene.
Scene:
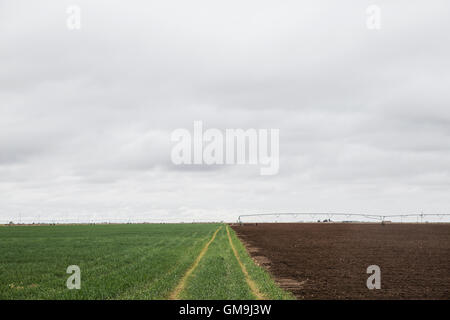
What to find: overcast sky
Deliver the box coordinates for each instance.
[1,0,450,223]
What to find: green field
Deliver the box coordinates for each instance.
[0,223,293,300]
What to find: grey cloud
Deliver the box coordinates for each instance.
[1,0,450,221]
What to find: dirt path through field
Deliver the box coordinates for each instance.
[226,226,265,300]
[169,226,222,299]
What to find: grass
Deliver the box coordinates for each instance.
[227,226,295,300]
[0,223,293,300]
[180,226,254,299]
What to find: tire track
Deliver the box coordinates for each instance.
[169,226,222,300]
[226,226,265,300]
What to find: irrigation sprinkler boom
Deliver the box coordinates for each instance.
[237,212,450,224]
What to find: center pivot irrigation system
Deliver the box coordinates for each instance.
[237,212,450,224]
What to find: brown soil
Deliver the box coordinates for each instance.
[231,223,450,299]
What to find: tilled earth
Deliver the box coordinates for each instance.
[231,223,450,299]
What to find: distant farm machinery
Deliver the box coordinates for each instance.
[237,212,450,224]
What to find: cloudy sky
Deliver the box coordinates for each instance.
[1,0,449,223]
